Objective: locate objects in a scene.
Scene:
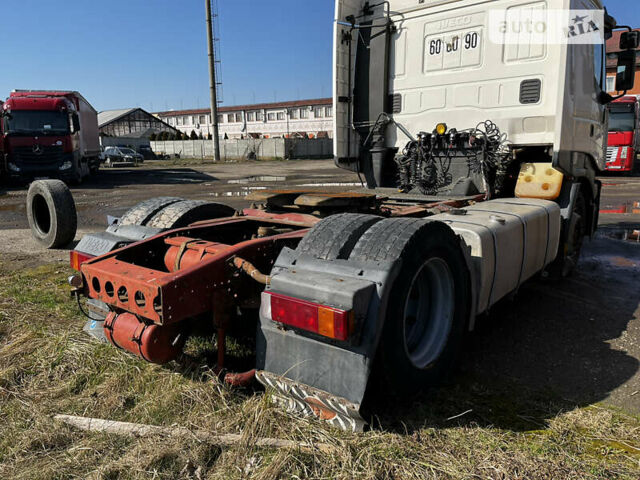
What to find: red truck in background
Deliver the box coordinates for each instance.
[1,90,100,183]
[605,95,640,174]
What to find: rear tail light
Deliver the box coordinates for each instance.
[70,250,94,271]
[266,292,354,341]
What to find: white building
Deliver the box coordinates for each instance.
[156,98,333,140]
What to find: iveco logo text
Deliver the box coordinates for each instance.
[434,16,472,32]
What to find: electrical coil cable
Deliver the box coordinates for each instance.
[465,121,513,198]
[395,120,513,198]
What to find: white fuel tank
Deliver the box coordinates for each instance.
[431,198,561,314]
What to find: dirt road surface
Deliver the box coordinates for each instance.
[1,160,639,416]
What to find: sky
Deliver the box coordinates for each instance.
[0,0,636,113]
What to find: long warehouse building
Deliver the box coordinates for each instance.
[155,98,333,140]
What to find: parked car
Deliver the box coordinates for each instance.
[137,145,157,160]
[102,146,143,167]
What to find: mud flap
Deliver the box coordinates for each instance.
[256,370,367,432]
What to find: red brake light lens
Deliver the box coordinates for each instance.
[268,292,353,341]
[70,250,94,271]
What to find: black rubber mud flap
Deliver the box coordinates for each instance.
[26,179,77,249]
[118,197,184,226]
[146,200,236,229]
[296,213,383,260]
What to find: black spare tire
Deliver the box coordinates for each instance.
[27,179,77,249]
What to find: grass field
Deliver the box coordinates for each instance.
[1,262,639,479]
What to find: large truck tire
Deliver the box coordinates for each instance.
[27,179,77,249]
[147,200,236,229]
[296,213,383,260]
[350,218,470,395]
[119,197,184,226]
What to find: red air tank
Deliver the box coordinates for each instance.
[104,312,184,364]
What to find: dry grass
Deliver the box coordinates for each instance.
[0,261,639,479]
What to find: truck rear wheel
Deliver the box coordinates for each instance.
[27,179,77,249]
[146,200,236,229]
[350,218,470,395]
[119,197,184,226]
[296,213,383,260]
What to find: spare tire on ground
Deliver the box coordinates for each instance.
[146,200,236,229]
[118,197,184,226]
[27,179,77,249]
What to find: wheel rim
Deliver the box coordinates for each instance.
[402,257,455,369]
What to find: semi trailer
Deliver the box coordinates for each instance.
[2,90,100,183]
[59,0,637,431]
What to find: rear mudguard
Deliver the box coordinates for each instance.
[257,249,398,399]
[256,235,475,430]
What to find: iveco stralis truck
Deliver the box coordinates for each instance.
[67,0,637,431]
[2,90,100,183]
[256,0,638,429]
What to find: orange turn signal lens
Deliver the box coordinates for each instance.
[69,250,94,271]
[318,307,335,338]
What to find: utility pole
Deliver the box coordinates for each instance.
[205,0,221,162]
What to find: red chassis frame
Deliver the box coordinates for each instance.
[77,195,482,370]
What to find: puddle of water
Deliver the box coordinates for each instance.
[209,186,267,198]
[228,175,286,184]
[294,182,362,187]
[601,228,640,243]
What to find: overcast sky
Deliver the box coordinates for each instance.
[0,0,635,113]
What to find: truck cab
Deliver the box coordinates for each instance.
[605,95,639,173]
[2,90,100,184]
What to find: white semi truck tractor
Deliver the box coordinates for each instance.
[255,0,639,430]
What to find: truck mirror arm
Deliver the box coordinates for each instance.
[599,91,628,105]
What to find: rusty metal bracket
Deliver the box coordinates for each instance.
[173,239,201,272]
